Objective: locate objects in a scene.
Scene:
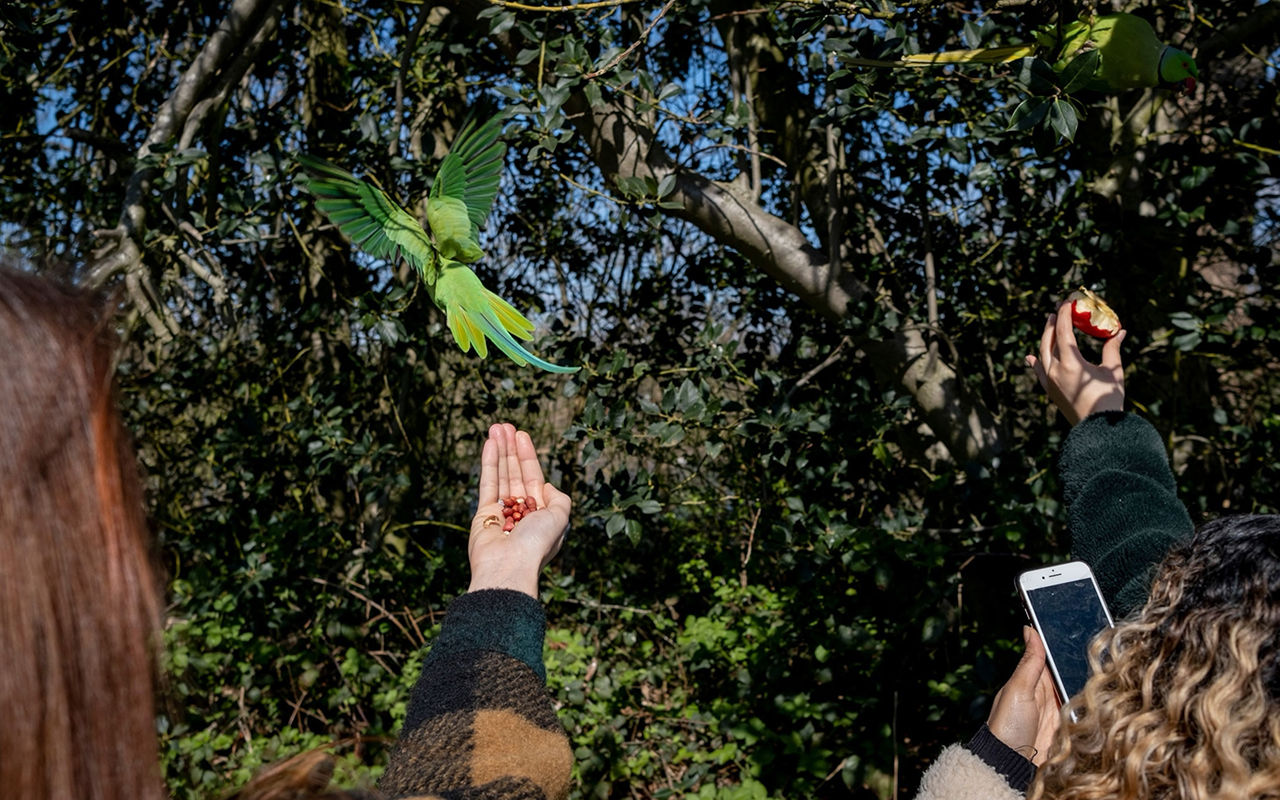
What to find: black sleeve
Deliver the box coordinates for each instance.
[963,724,1035,794]
[1059,411,1195,618]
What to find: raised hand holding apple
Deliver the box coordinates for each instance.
[1025,296,1126,425]
[467,423,571,597]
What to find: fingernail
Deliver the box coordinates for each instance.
[1024,356,1034,367]
[1023,626,1032,643]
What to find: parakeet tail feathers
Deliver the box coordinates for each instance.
[901,44,1036,65]
[445,297,577,373]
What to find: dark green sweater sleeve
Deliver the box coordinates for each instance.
[418,588,549,682]
[1059,411,1194,618]
[378,589,572,800]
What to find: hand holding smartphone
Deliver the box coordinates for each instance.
[1017,561,1114,706]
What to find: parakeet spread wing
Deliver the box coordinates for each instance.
[432,260,579,374]
[427,116,506,263]
[296,154,438,280]
[297,149,579,374]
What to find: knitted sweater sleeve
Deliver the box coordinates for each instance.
[377,589,572,800]
[1059,411,1195,619]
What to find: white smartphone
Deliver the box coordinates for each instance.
[1016,560,1114,706]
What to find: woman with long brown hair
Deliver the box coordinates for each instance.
[0,269,165,800]
[0,268,573,800]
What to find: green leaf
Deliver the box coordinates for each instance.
[583,82,604,109]
[1173,331,1202,351]
[1031,122,1057,157]
[1059,49,1100,94]
[616,176,649,198]
[605,513,627,537]
[656,173,677,199]
[1015,57,1056,96]
[1049,98,1079,141]
[1169,312,1201,331]
[1007,97,1050,131]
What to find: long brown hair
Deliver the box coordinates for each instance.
[1032,515,1280,799]
[0,269,165,800]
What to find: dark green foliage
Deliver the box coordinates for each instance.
[2,0,1278,798]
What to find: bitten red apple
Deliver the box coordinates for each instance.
[1067,287,1121,339]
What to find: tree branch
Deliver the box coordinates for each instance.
[84,0,283,303]
[1198,4,1280,60]
[448,0,1006,462]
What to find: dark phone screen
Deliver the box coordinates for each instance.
[1025,578,1111,700]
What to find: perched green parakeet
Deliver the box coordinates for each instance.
[297,118,578,374]
[850,13,1198,95]
[1042,14,1197,94]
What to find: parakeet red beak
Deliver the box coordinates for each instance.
[1179,77,1196,95]
[1067,288,1121,340]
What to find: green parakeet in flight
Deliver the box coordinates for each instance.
[850,13,1198,95]
[297,118,578,374]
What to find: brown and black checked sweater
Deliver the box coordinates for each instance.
[378,589,573,800]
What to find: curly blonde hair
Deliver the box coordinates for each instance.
[1030,515,1280,800]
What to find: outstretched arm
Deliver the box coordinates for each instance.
[1025,300,1194,618]
[379,424,573,800]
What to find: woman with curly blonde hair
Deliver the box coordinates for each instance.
[918,304,1279,799]
[1033,514,1280,800]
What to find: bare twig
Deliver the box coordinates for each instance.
[390,4,435,159]
[489,0,641,10]
[557,171,629,205]
[582,0,678,79]
[309,577,418,647]
[786,336,851,403]
[160,204,229,302]
[739,506,761,588]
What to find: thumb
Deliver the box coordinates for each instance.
[1101,329,1126,373]
[1009,626,1048,691]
